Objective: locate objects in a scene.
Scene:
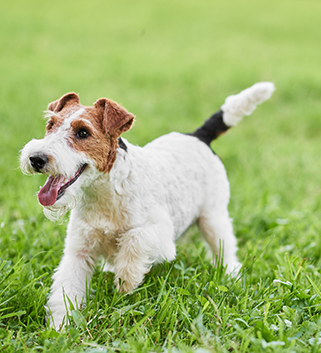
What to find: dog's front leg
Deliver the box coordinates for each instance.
[46,222,98,330]
[114,221,176,293]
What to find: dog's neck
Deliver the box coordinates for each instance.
[74,140,136,231]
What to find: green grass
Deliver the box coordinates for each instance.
[1,0,321,351]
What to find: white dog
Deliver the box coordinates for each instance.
[20,82,274,329]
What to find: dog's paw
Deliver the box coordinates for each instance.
[115,278,137,294]
[102,262,114,273]
[225,261,242,277]
[45,305,67,331]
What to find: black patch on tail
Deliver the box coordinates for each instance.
[190,110,230,146]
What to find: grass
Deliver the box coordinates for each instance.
[1,0,321,351]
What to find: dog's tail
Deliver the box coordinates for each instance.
[191,82,275,145]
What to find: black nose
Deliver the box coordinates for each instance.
[29,154,49,172]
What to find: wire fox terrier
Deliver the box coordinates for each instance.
[20,82,274,329]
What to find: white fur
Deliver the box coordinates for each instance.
[20,83,273,329]
[221,82,275,126]
[45,135,239,328]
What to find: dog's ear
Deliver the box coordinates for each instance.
[94,98,135,136]
[47,93,80,112]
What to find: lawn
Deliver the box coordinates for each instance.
[1,0,321,351]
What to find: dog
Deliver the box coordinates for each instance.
[20,82,274,329]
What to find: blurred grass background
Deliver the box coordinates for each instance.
[1,0,321,352]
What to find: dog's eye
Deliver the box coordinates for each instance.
[46,120,54,130]
[76,129,90,139]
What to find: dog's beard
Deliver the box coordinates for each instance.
[43,192,77,222]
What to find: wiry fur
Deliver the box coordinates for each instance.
[20,82,274,329]
[221,82,275,126]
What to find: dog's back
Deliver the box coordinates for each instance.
[139,82,275,236]
[139,132,228,236]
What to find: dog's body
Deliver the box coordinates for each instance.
[20,82,274,329]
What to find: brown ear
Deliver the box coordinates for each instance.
[94,98,135,136]
[47,92,80,112]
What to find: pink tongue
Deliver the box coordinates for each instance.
[38,175,64,206]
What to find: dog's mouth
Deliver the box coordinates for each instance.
[38,164,87,207]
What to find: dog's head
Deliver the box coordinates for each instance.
[20,92,134,220]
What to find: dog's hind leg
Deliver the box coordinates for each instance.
[198,209,241,275]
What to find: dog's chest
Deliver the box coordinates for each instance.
[80,202,130,234]
[73,202,128,262]
[78,183,133,234]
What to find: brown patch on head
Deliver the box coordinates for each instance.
[67,98,134,173]
[47,92,80,113]
[94,98,135,136]
[44,92,134,172]
[69,116,110,173]
[45,92,84,135]
[45,114,64,134]
[93,98,134,172]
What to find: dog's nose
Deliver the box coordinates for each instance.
[29,154,49,172]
